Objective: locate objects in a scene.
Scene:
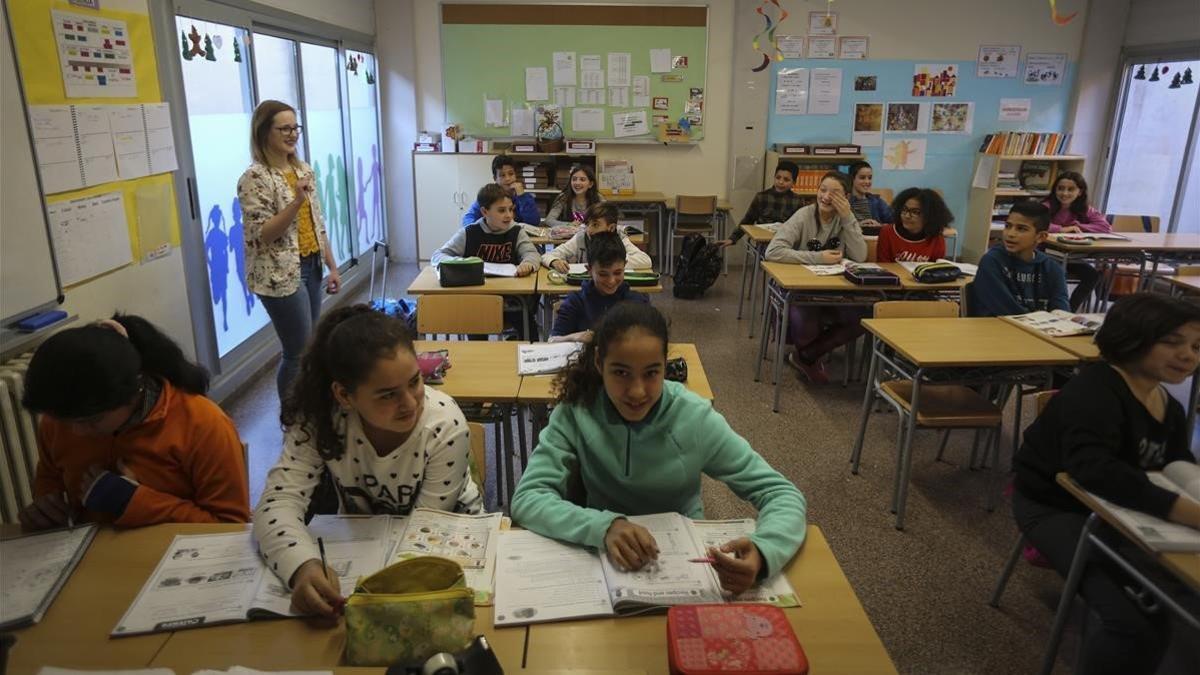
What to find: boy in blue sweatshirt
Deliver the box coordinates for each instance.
[461,155,541,226]
[513,303,806,593]
[549,231,649,343]
[969,200,1069,316]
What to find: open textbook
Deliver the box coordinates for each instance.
[1007,310,1104,337]
[37,669,330,675]
[494,513,800,627]
[113,510,503,636]
[1084,461,1200,553]
[1,524,98,630]
[517,342,584,375]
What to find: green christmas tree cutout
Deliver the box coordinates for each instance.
[233,37,242,63]
[203,34,216,61]
[181,31,192,61]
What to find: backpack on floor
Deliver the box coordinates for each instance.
[672,233,722,299]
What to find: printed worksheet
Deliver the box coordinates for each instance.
[689,519,801,606]
[600,513,725,609]
[494,529,614,625]
[1,525,97,629]
[388,509,504,604]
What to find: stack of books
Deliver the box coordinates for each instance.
[980,132,1073,156]
[521,163,550,189]
[997,170,1021,190]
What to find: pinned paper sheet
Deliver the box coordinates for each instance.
[649,48,672,73]
[998,98,1031,121]
[609,87,630,108]
[579,88,605,106]
[511,108,535,136]
[552,52,576,86]
[525,67,549,101]
[52,10,137,98]
[607,52,631,87]
[775,68,809,115]
[930,102,973,134]
[75,105,119,185]
[484,98,506,127]
[778,36,804,59]
[580,54,601,71]
[852,103,883,147]
[808,68,842,115]
[581,70,604,90]
[883,139,927,171]
[29,106,85,193]
[553,87,576,108]
[612,110,649,138]
[572,108,605,132]
[47,191,133,286]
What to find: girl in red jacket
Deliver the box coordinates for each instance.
[877,188,952,263]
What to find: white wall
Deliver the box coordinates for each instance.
[253,0,376,37]
[375,1,419,262]
[1124,0,1200,46]
[1068,0,1131,189]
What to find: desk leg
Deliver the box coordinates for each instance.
[501,403,516,507]
[1040,513,1098,675]
[754,282,774,383]
[850,337,881,473]
[541,296,553,341]
[893,369,923,530]
[522,297,533,343]
[737,240,751,320]
[492,418,506,508]
[772,292,790,413]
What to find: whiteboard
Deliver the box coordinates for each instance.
[0,1,62,325]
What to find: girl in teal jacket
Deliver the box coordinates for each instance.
[511,303,807,594]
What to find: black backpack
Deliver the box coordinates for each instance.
[672,233,722,299]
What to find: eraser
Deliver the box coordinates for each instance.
[15,310,68,332]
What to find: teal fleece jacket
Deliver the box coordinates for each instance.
[511,380,807,576]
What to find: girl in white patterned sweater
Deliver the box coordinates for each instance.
[253,305,482,618]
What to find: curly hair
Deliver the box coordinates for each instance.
[553,302,669,406]
[890,187,955,240]
[280,304,416,460]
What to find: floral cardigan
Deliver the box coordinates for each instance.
[236,160,327,297]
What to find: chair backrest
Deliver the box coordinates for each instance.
[874,300,960,318]
[865,236,878,262]
[675,195,717,216]
[1033,390,1057,416]
[1109,214,1160,233]
[1177,265,1200,277]
[874,188,894,204]
[467,422,486,488]
[417,295,504,336]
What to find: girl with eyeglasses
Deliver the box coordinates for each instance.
[877,188,952,263]
[238,100,342,402]
[764,171,868,384]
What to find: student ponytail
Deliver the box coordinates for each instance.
[281,304,416,460]
[553,302,669,406]
[23,313,209,418]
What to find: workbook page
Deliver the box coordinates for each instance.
[688,519,801,607]
[600,512,724,612]
[389,509,503,604]
[0,525,96,629]
[493,529,613,626]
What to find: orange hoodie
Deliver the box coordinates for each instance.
[33,380,250,526]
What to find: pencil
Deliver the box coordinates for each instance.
[317,537,331,581]
[62,491,74,529]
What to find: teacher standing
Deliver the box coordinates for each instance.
[237,100,341,401]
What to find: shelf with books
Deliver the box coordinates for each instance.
[763,149,865,190]
[963,150,1086,262]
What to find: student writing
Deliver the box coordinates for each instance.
[544,164,604,228]
[968,200,1069,317]
[1043,171,1110,310]
[254,305,483,617]
[512,303,806,594]
[764,171,867,385]
[1012,293,1200,675]
[876,188,950,263]
[543,202,651,272]
[19,315,249,530]
[461,156,541,226]
[549,230,650,343]
[717,161,803,248]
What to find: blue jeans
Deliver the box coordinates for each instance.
[259,254,323,401]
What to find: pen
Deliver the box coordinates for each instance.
[63,491,74,529]
[317,537,345,613]
[688,557,716,564]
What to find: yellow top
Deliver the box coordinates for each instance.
[284,170,319,256]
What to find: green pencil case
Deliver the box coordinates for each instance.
[343,556,476,666]
[565,271,660,287]
[438,257,484,287]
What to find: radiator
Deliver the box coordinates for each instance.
[0,352,38,524]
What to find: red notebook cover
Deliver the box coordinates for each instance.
[667,605,808,674]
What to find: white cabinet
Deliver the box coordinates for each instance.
[414,153,496,259]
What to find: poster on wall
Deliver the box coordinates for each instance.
[882,139,926,171]
[808,11,837,35]
[998,98,1032,121]
[977,45,1021,78]
[778,35,804,59]
[838,37,869,60]
[1025,53,1067,86]
[775,68,809,115]
[807,37,836,59]
[852,103,883,147]
[854,76,877,91]
[930,102,973,134]
[808,68,842,115]
[912,64,957,97]
[885,102,930,133]
[52,10,137,98]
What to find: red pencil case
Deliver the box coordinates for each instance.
[666,604,808,674]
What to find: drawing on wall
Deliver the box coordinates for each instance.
[854,103,883,132]
[1025,53,1067,86]
[886,103,921,132]
[882,139,926,171]
[912,64,957,97]
[853,75,876,91]
[930,103,973,134]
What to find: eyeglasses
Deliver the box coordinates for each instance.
[901,207,923,217]
[806,236,841,252]
[274,125,303,136]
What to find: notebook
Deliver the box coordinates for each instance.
[1007,310,1104,337]
[493,513,800,627]
[0,524,98,630]
[1084,462,1200,553]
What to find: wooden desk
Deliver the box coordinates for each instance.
[607,193,668,263]
[851,318,1079,529]
[736,225,776,332]
[523,526,896,674]
[754,262,969,412]
[535,267,662,341]
[1038,474,1200,674]
[517,343,714,405]
[998,316,1102,361]
[407,265,539,341]
[1043,232,1200,305]
[1166,274,1200,296]
[5,526,184,675]
[529,233,647,247]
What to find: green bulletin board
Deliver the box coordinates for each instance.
[440,4,708,140]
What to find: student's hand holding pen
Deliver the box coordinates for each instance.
[706,537,763,595]
[290,558,345,619]
[604,517,659,572]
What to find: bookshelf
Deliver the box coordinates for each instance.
[962,152,1085,262]
[763,150,866,196]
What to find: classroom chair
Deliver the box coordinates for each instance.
[1095,214,1163,304]
[666,195,718,275]
[851,300,1007,529]
[834,236,880,386]
[467,421,491,504]
[416,294,504,339]
[874,187,894,205]
[988,390,1057,608]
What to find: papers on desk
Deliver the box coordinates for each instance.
[897,258,977,276]
[1053,233,1130,243]
[803,261,849,276]
[1,524,98,629]
[567,263,588,275]
[483,262,519,277]
[518,342,585,375]
[1008,310,1104,337]
[387,510,504,604]
[493,513,800,626]
[1086,462,1200,553]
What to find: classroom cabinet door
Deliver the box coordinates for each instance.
[415,154,466,259]
[457,154,496,210]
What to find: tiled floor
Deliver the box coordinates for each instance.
[220,259,1199,674]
